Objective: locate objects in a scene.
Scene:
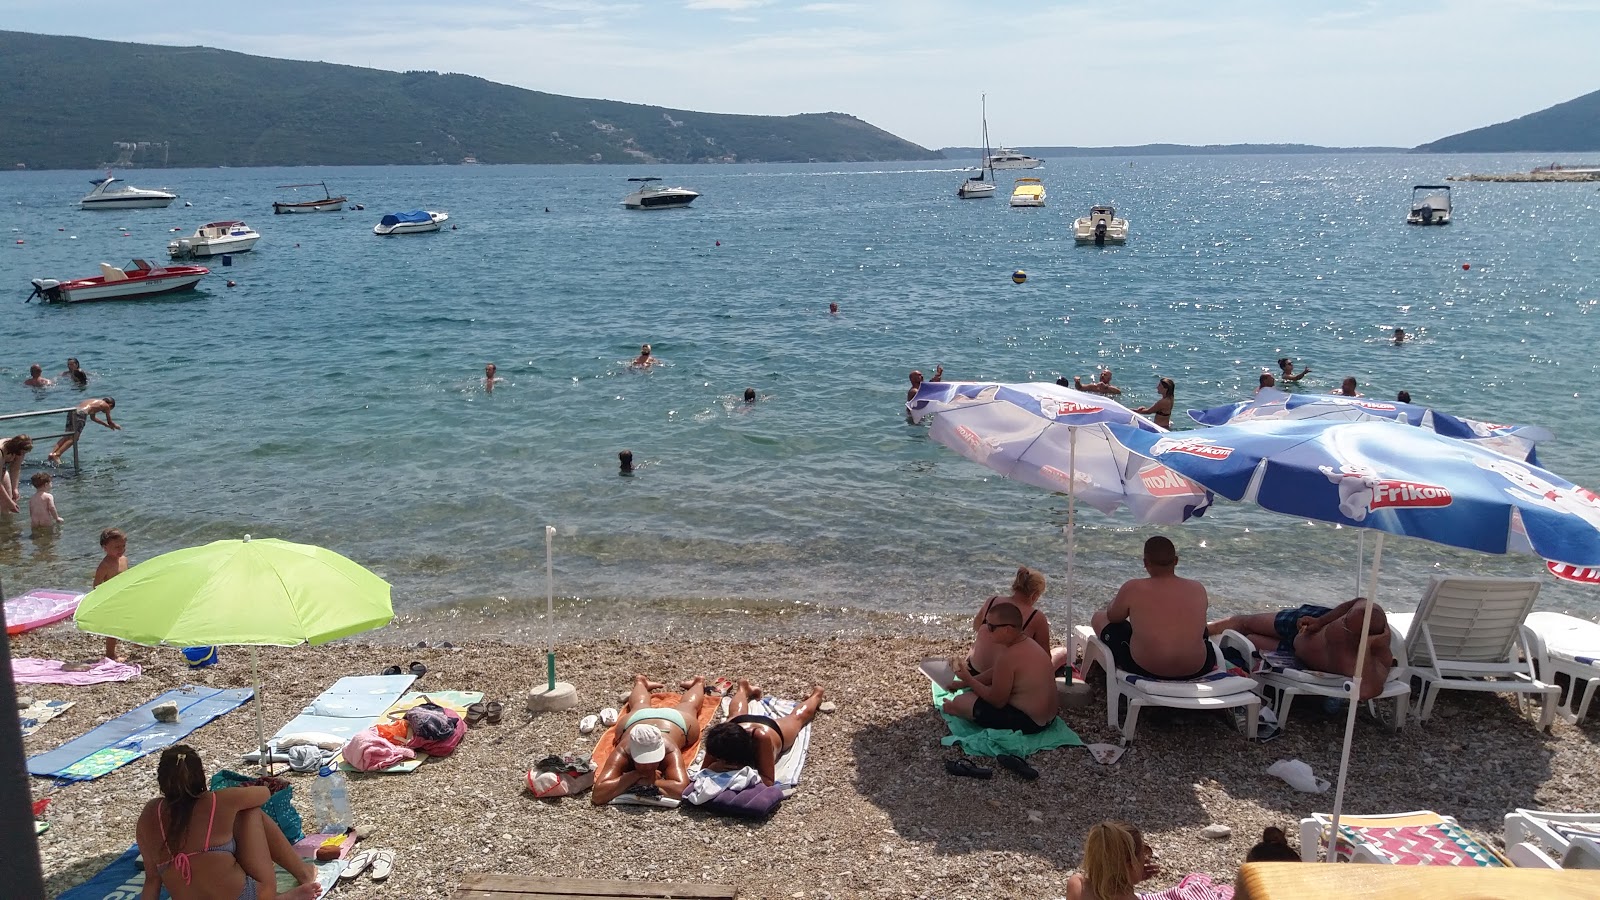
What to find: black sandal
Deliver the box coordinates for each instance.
[465,703,488,727]
[944,757,993,779]
[380,665,402,676]
[408,661,427,679]
[996,753,1039,781]
[485,700,503,725]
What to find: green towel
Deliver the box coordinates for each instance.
[932,683,1083,757]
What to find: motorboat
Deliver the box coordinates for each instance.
[28,259,208,304]
[273,182,347,214]
[79,176,177,210]
[622,177,699,209]
[1073,206,1129,245]
[987,148,1043,170]
[168,221,261,258]
[1407,185,1451,225]
[957,94,997,199]
[1009,178,1046,208]
[373,210,448,235]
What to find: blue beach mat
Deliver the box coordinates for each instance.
[29,686,253,782]
[268,673,416,744]
[931,683,1083,757]
[55,844,344,900]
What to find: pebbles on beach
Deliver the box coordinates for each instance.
[17,629,1600,899]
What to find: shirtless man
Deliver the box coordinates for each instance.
[1331,377,1361,398]
[1257,372,1276,392]
[631,344,659,368]
[1073,369,1122,396]
[591,674,708,805]
[700,679,824,786]
[906,365,944,402]
[47,397,119,464]
[23,364,52,387]
[1090,536,1214,679]
[1208,598,1396,700]
[944,603,1058,734]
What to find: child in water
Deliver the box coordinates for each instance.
[29,471,62,533]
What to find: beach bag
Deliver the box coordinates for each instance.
[404,702,465,756]
[211,769,302,842]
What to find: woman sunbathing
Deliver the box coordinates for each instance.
[134,744,322,900]
[1066,821,1158,900]
[700,679,823,786]
[965,567,1071,680]
[591,674,708,805]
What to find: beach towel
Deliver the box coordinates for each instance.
[931,683,1083,757]
[13,657,140,685]
[19,699,73,738]
[591,690,719,808]
[337,689,482,773]
[29,685,253,782]
[1138,872,1235,900]
[264,673,415,750]
[5,588,83,635]
[710,695,813,787]
[55,843,344,900]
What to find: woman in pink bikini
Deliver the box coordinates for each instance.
[134,745,322,900]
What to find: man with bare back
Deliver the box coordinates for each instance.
[1090,536,1215,679]
[1209,598,1396,700]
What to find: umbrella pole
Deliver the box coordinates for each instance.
[1355,530,1365,598]
[1065,428,1078,639]
[251,645,267,775]
[1326,531,1385,862]
[545,525,556,692]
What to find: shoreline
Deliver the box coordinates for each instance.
[19,626,1600,899]
[1448,171,1600,182]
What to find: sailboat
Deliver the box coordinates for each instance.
[957,95,998,199]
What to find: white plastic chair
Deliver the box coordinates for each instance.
[1523,611,1600,724]
[1387,575,1557,731]
[1071,624,1260,741]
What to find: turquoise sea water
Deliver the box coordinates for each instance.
[2,156,1598,640]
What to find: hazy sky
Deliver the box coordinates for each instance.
[12,0,1598,149]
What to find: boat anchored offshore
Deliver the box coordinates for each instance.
[1073,206,1129,245]
[168,221,261,258]
[987,148,1043,170]
[273,182,348,214]
[958,94,998,199]
[1407,185,1451,225]
[79,176,177,210]
[1009,178,1046,208]
[622,177,699,209]
[28,259,208,304]
[373,210,448,235]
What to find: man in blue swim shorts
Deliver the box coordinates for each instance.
[1208,598,1397,700]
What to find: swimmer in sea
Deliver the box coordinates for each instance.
[631,344,658,368]
[1134,377,1175,429]
[1258,372,1276,392]
[619,450,634,475]
[484,363,498,393]
[829,302,839,315]
[1397,390,1412,404]
[1393,327,1406,344]
[743,387,757,403]
[1331,377,1361,397]
[1276,358,1309,383]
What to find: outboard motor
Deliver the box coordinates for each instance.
[28,278,62,303]
[169,238,193,258]
[1094,220,1108,246]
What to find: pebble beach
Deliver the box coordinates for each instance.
[19,627,1600,899]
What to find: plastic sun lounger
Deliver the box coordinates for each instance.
[1505,808,1600,857]
[1386,575,1558,732]
[1299,809,1511,866]
[1215,627,1411,731]
[1071,624,1261,741]
[1523,611,1600,724]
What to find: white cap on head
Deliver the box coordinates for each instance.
[627,723,666,764]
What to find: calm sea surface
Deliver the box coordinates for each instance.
[2,156,1597,641]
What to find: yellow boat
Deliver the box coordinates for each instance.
[1009,177,1045,208]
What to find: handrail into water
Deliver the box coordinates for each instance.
[0,406,87,473]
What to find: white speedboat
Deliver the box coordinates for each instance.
[957,94,997,199]
[168,221,261,258]
[273,182,347,214]
[1009,178,1046,208]
[80,176,177,210]
[28,259,208,304]
[373,210,448,235]
[987,148,1043,170]
[1074,206,1129,245]
[1407,185,1451,225]
[622,177,699,209]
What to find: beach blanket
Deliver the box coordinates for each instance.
[20,699,73,738]
[709,695,813,786]
[55,843,344,900]
[338,689,483,774]
[265,673,416,748]
[5,588,83,635]
[591,690,719,808]
[931,683,1083,757]
[29,686,253,782]
[13,657,140,685]
[1138,872,1235,900]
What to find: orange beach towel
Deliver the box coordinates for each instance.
[590,691,720,768]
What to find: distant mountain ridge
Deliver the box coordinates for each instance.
[0,31,940,169]
[1416,88,1600,152]
[939,143,1405,158]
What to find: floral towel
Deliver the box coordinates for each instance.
[58,747,142,780]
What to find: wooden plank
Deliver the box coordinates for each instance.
[458,874,737,899]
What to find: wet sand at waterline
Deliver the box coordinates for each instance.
[20,628,1600,899]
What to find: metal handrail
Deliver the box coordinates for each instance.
[0,406,85,473]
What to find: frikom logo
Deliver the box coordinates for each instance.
[1367,480,1453,510]
[954,425,997,459]
[1151,437,1233,461]
[1040,398,1101,418]
[1040,465,1092,490]
[1138,464,1198,497]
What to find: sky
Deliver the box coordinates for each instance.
[10,0,1600,149]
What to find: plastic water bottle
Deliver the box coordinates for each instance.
[313,766,351,833]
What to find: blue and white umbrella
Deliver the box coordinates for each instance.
[1187,388,1553,463]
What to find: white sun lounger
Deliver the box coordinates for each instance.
[1523,611,1600,724]
[1216,627,1411,731]
[1300,809,1509,866]
[1071,624,1260,741]
[1505,808,1600,858]
[1386,575,1557,731]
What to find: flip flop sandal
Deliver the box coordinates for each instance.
[340,848,377,880]
[485,700,504,725]
[465,703,488,728]
[368,848,395,882]
[598,707,618,727]
[407,661,427,678]
[709,678,736,697]
[944,758,993,779]
[996,754,1039,781]
[380,665,402,677]
[578,715,599,735]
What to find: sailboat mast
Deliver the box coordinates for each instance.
[980,94,993,181]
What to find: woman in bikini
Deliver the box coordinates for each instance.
[591,674,709,805]
[1134,377,1175,429]
[1,434,32,513]
[700,679,824,786]
[134,745,322,900]
[1065,821,1159,900]
[965,566,1070,680]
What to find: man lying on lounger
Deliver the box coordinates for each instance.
[943,602,1059,734]
[1208,598,1397,700]
[1089,535,1216,679]
[700,679,824,786]
[591,674,708,805]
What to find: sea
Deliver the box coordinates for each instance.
[2,155,1597,643]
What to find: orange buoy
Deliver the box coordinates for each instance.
[1462,263,1470,270]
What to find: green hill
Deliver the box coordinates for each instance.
[0,31,941,169]
[1416,89,1600,152]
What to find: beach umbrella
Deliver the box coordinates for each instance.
[74,535,394,760]
[907,381,1212,635]
[1104,418,1600,860]
[1187,388,1553,463]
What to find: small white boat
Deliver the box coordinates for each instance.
[957,94,997,199]
[988,148,1043,170]
[1407,185,1451,225]
[80,176,177,210]
[1009,178,1046,208]
[168,221,261,258]
[28,259,208,304]
[622,177,699,209]
[1074,206,1129,245]
[373,210,448,235]
[273,182,347,214]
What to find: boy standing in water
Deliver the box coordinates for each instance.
[28,472,62,533]
[94,528,129,660]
